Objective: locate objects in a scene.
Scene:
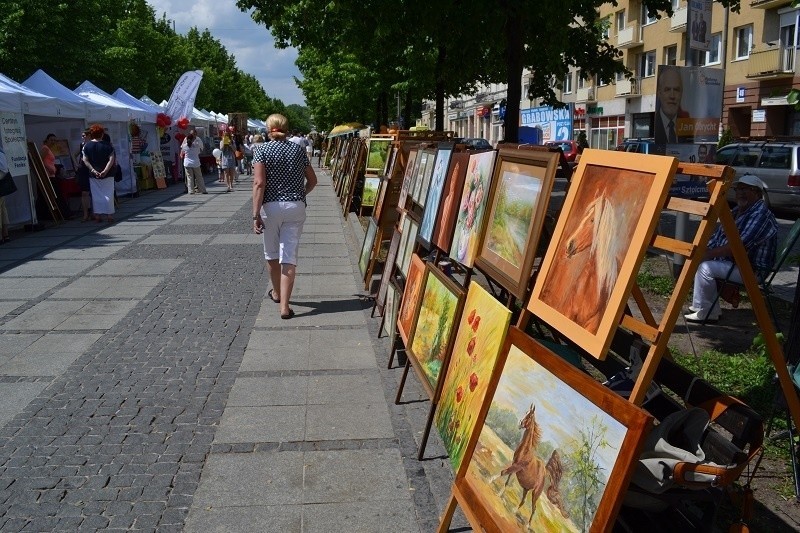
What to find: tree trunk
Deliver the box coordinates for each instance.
[435,44,446,131]
[502,5,523,143]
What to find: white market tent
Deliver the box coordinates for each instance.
[2,72,87,226]
[140,95,163,109]
[112,89,161,165]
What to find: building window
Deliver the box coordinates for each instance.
[616,10,625,33]
[694,33,722,66]
[601,16,611,39]
[577,70,586,90]
[640,50,657,78]
[671,0,681,10]
[563,72,573,94]
[664,45,677,66]
[735,25,753,59]
[641,5,658,25]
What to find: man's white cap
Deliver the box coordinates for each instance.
[734,174,767,191]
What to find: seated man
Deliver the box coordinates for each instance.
[685,174,777,323]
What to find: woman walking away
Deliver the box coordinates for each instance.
[220,129,237,192]
[252,114,317,319]
[82,124,116,223]
[181,130,207,194]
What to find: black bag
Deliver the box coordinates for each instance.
[114,164,123,182]
[0,171,17,197]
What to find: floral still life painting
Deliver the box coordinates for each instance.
[435,281,511,471]
[449,151,497,267]
[407,264,465,397]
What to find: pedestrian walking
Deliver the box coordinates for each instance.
[219,129,237,192]
[182,130,207,194]
[252,114,317,319]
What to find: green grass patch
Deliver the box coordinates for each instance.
[636,269,675,297]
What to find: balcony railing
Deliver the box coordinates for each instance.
[746,47,796,79]
[576,87,595,102]
[615,78,641,97]
[669,7,687,32]
[617,22,642,49]
[750,0,792,8]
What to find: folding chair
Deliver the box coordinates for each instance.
[704,218,800,328]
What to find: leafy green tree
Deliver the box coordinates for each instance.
[563,415,611,533]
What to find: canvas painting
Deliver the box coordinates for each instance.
[365,138,392,176]
[416,147,438,209]
[382,283,400,339]
[399,218,419,277]
[412,150,431,205]
[435,281,512,471]
[457,328,652,533]
[449,151,497,268]
[371,177,389,224]
[394,214,412,274]
[475,150,558,299]
[362,177,380,207]
[527,149,676,359]
[398,149,419,211]
[397,253,426,345]
[376,227,402,309]
[432,152,470,253]
[407,264,465,398]
[358,218,379,277]
[418,146,453,246]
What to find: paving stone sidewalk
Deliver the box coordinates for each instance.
[0,169,458,532]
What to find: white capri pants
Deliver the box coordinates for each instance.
[260,201,307,265]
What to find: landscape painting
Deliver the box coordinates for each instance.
[456,328,652,533]
[435,281,511,471]
[397,254,426,345]
[361,177,380,207]
[412,150,432,205]
[407,264,465,398]
[418,146,454,247]
[527,149,676,359]
[365,137,392,176]
[381,283,399,339]
[375,227,401,310]
[432,152,470,253]
[398,149,419,210]
[449,151,497,268]
[399,218,419,277]
[475,150,558,299]
[358,218,379,278]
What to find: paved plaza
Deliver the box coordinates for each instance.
[0,168,456,531]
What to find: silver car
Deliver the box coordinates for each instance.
[715,141,800,215]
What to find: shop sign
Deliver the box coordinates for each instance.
[752,109,766,123]
[519,104,573,141]
[587,106,604,116]
[761,96,788,106]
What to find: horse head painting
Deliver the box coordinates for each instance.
[499,404,566,524]
[541,188,624,334]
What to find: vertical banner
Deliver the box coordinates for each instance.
[164,70,204,121]
[519,104,574,142]
[0,112,30,177]
[689,0,713,52]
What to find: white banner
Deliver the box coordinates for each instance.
[164,70,203,122]
[0,111,30,177]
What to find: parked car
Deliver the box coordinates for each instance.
[455,137,492,150]
[615,138,657,154]
[545,140,580,162]
[715,141,800,214]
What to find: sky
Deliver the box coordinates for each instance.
[146,0,305,106]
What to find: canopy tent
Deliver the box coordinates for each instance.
[111,89,161,177]
[190,107,213,127]
[112,88,160,121]
[140,95,162,109]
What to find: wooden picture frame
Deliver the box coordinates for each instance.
[412,148,436,207]
[49,138,75,173]
[410,150,430,206]
[449,150,497,268]
[361,176,380,208]
[358,218,379,278]
[397,149,419,212]
[365,136,393,176]
[375,226,402,311]
[371,177,390,224]
[398,217,419,278]
[435,281,512,472]
[396,253,426,345]
[407,263,466,400]
[417,145,454,248]
[381,283,400,339]
[474,148,559,300]
[448,327,652,533]
[431,152,470,253]
[27,141,62,221]
[527,149,676,360]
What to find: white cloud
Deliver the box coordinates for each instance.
[147,0,305,106]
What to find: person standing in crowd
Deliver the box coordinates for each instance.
[252,114,317,320]
[219,129,237,192]
[304,134,313,161]
[685,174,777,323]
[82,124,116,223]
[75,129,92,221]
[242,135,254,175]
[41,133,57,181]
[181,130,207,194]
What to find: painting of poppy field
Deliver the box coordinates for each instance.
[449,151,497,267]
[435,281,511,471]
[408,265,464,396]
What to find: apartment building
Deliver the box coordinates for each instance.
[421,0,799,147]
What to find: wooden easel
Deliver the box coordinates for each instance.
[27,142,63,224]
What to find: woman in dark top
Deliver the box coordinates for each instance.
[252,114,317,319]
[82,123,116,223]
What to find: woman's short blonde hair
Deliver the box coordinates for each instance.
[266,114,289,141]
[253,134,264,143]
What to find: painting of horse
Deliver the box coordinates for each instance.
[460,330,652,532]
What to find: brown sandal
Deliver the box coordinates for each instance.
[268,289,280,303]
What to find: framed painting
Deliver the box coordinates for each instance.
[449,151,497,268]
[453,327,652,533]
[397,253,426,345]
[398,217,419,277]
[381,283,400,339]
[431,152,470,253]
[371,177,389,224]
[527,149,676,359]
[398,149,419,211]
[411,150,431,206]
[475,149,559,300]
[358,218,379,278]
[365,137,393,176]
[394,214,412,275]
[435,281,512,472]
[375,227,402,310]
[416,147,438,209]
[361,177,381,208]
[407,263,466,399]
[417,145,454,248]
